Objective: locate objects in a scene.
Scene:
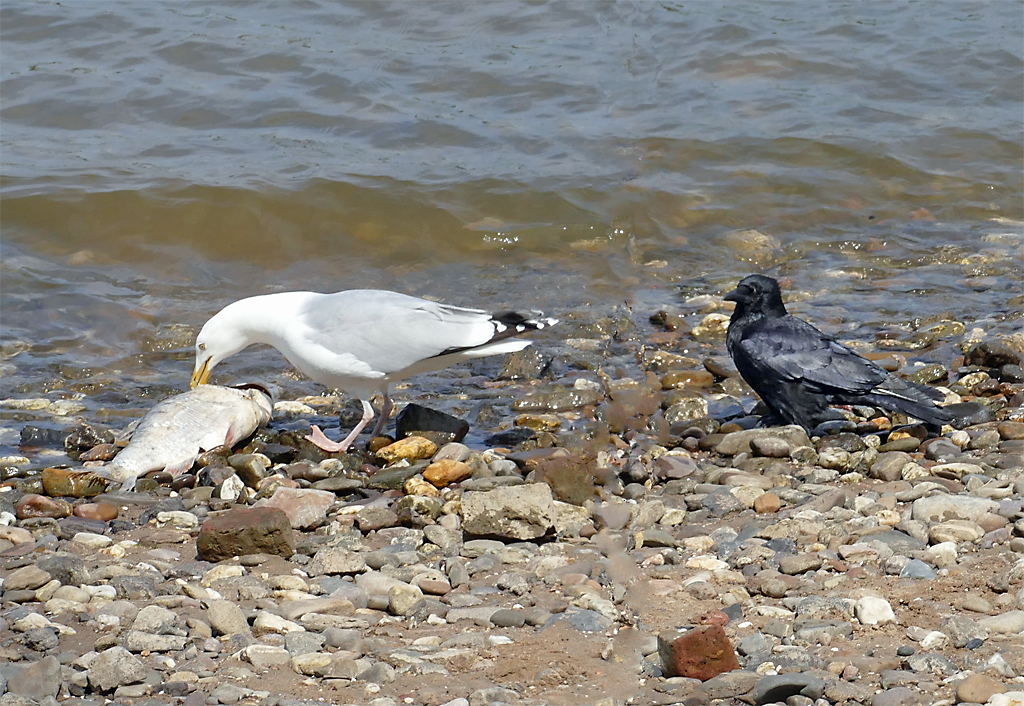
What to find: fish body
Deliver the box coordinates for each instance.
[101,385,273,490]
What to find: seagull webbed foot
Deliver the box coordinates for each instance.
[305,424,351,453]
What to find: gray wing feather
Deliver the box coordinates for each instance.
[299,290,497,374]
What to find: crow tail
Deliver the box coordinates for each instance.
[861,376,954,426]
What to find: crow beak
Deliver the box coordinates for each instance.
[723,288,741,303]
[191,358,211,388]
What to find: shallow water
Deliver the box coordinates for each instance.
[2,1,1022,455]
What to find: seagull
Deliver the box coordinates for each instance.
[724,274,952,431]
[191,289,556,452]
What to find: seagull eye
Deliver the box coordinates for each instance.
[198,343,207,352]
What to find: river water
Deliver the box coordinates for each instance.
[2,1,1022,456]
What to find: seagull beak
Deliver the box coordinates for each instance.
[191,358,211,388]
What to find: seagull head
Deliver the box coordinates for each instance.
[191,302,255,388]
[724,274,788,317]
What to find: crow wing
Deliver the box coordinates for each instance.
[737,316,888,394]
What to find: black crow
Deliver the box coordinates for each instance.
[724,274,953,431]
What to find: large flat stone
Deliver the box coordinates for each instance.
[196,506,294,562]
[462,483,555,540]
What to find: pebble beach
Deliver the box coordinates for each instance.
[1,298,1022,706]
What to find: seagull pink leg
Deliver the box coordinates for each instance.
[369,392,393,437]
[306,399,375,452]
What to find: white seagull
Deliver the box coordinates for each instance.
[191,290,557,452]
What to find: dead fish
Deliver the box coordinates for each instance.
[97,384,273,491]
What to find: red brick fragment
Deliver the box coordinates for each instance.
[659,625,740,681]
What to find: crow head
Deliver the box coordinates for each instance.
[724,274,788,318]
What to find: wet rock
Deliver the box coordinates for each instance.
[395,403,470,444]
[512,386,601,413]
[253,486,334,530]
[664,397,710,425]
[196,506,294,561]
[65,423,115,455]
[423,459,473,487]
[227,453,269,488]
[74,502,119,521]
[15,493,72,519]
[499,346,552,380]
[965,340,1022,367]
[366,464,425,490]
[653,454,698,479]
[376,436,438,464]
[19,425,69,448]
[659,625,740,681]
[715,426,811,456]
[41,467,108,497]
[461,483,555,539]
[946,401,997,427]
[485,427,538,446]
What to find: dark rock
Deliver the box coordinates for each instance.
[23,626,60,652]
[945,401,996,428]
[396,403,469,444]
[485,428,537,447]
[498,347,552,380]
[816,432,866,453]
[36,553,91,586]
[811,420,858,436]
[138,498,186,527]
[19,426,68,448]
[197,465,236,487]
[722,603,744,622]
[965,340,1021,368]
[196,506,295,562]
[365,464,426,491]
[702,490,745,517]
[64,424,115,455]
[750,673,827,705]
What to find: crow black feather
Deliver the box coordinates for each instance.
[724,274,953,431]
